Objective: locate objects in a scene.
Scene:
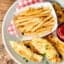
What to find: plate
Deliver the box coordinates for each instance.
[2,1,64,64]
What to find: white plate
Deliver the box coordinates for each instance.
[2,1,64,64]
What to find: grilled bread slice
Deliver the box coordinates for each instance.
[24,38,61,63]
[10,41,43,62]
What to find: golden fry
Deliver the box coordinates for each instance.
[31,15,53,32]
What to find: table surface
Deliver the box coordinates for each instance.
[0,0,17,64]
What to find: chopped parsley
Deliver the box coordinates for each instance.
[45,45,49,50]
[40,53,46,57]
[23,57,29,62]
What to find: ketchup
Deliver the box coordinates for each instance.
[57,23,64,41]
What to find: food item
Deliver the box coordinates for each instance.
[14,7,55,36]
[10,41,43,62]
[9,37,61,63]
[53,2,64,23]
[47,34,64,59]
[23,38,61,63]
[57,23,64,41]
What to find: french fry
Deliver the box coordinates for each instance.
[31,15,52,32]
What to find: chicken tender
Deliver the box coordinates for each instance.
[23,38,61,63]
[47,34,64,58]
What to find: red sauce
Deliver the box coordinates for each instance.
[57,24,64,41]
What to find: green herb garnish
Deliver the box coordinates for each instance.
[41,53,46,57]
[45,45,49,50]
[26,59,28,62]
[23,57,29,62]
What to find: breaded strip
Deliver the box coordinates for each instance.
[24,38,61,63]
[47,34,64,58]
[10,41,42,62]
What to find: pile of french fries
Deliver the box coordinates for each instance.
[14,7,55,36]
